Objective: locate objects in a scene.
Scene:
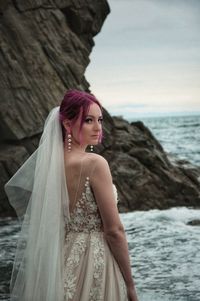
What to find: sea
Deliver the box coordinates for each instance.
[0,114,200,301]
[129,114,200,167]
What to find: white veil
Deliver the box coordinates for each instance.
[5,106,70,301]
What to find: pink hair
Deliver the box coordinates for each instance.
[59,89,103,144]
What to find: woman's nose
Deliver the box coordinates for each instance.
[94,120,101,131]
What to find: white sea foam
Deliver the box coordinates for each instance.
[121,207,200,301]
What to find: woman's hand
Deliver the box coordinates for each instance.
[127,284,139,301]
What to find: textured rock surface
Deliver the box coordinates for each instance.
[0,0,200,217]
[187,219,200,226]
[0,0,110,216]
[0,0,109,140]
[105,116,200,212]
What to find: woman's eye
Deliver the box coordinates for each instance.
[85,117,103,124]
[85,118,93,123]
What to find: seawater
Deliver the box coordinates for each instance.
[121,207,200,301]
[129,114,200,167]
[0,208,200,301]
[125,114,200,300]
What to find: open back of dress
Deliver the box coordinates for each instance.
[63,153,128,301]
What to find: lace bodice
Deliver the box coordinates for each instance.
[63,176,127,301]
[65,177,119,234]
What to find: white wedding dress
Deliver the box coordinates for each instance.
[63,174,128,301]
[5,107,129,301]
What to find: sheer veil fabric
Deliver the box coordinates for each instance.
[5,107,70,301]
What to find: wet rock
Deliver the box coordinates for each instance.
[102,116,200,212]
[187,220,200,226]
[0,0,110,216]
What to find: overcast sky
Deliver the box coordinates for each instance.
[85,0,200,118]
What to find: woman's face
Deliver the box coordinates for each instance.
[71,103,103,147]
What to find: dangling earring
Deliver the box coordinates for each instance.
[90,145,93,152]
[65,133,72,152]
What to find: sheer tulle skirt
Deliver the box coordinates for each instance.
[63,231,128,301]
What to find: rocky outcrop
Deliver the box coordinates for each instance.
[0,0,110,216]
[187,220,200,226]
[102,116,200,212]
[0,0,200,217]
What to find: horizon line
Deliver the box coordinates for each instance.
[109,110,200,120]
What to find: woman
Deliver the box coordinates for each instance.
[5,90,139,301]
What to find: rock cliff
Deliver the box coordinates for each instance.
[0,0,200,217]
[104,116,200,212]
[0,0,110,215]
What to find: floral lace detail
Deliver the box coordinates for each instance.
[89,234,104,301]
[65,177,103,234]
[64,232,105,301]
[64,233,87,300]
[63,178,124,300]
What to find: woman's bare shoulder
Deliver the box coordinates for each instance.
[86,153,108,166]
[85,153,110,179]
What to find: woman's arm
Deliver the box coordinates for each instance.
[90,155,139,301]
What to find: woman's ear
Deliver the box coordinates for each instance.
[62,119,71,133]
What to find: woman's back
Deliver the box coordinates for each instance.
[63,152,128,300]
[64,152,97,214]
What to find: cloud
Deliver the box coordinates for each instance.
[86,0,200,115]
[107,103,147,109]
